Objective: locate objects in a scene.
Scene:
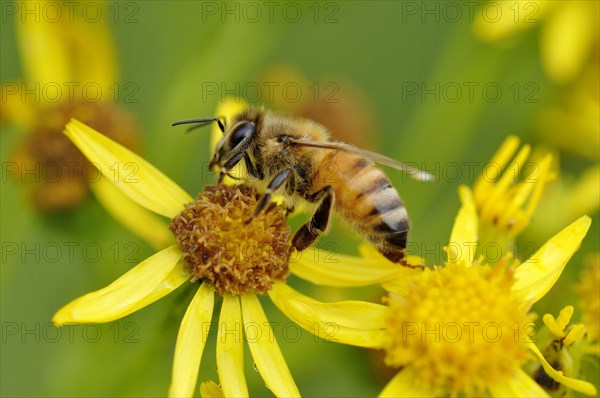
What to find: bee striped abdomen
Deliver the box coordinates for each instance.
[328,153,409,263]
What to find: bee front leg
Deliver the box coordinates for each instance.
[217,151,245,184]
[218,152,262,184]
[248,169,294,222]
[292,186,334,251]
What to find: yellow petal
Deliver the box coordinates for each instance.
[512,216,591,307]
[53,245,183,325]
[269,282,387,348]
[15,1,118,96]
[16,2,72,89]
[447,186,479,265]
[555,306,574,332]
[125,262,190,316]
[528,341,597,396]
[542,314,566,339]
[291,248,414,287]
[89,176,173,250]
[169,283,215,398]
[480,144,531,222]
[541,1,597,84]
[509,154,552,233]
[240,293,300,397]
[473,136,520,196]
[379,369,436,397]
[217,295,248,398]
[210,100,248,152]
[488,368,550,397]
[67,14,118,92]
[473,1,556,41]
[64,119,193,217]
[200,381,224,398]
[542,306,575,339]
[563,324,586,346]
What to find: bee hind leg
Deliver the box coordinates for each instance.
[292,186,334,251]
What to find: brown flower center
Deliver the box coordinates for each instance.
[169,185,292,295]
[12,101,140,211]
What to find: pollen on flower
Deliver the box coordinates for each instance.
[383,263,532,396]
[12,102,140,211]
[169,185,292,295]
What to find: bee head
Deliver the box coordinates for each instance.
[210,121,256,170]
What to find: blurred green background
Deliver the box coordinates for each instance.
[1,1,598,396]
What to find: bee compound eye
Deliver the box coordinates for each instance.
[229,122,255,149]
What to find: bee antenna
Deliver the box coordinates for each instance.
[171,117,225,133]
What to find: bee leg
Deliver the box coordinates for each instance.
[218,152,262,184]
[242,153,263,180]
[292,186,334,251]
[382,246,424,270]
[217,151,245,184]
[249,169,294,221]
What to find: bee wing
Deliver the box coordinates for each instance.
[291,139,433,182]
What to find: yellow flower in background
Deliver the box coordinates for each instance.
[4,0,141,212]
[51,107,412,396]
[473,1,599,85]
[575,254,600,356]
[535,60,600,161]
[469,136,552,260]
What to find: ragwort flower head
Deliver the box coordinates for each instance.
[470,136,553,259]
[473,1,599,85]
[5,1,140,212]
[51,100,412,397]
[51,117,300,397]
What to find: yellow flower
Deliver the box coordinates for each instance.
[4,0,140,212]
[469,136,553,260]
[269,160,596,396]
[473,1,599,84]
[575,254,600,356]
[51,108,411,396]
[274,221,595,396]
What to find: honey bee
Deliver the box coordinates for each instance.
[173,108,431,264]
